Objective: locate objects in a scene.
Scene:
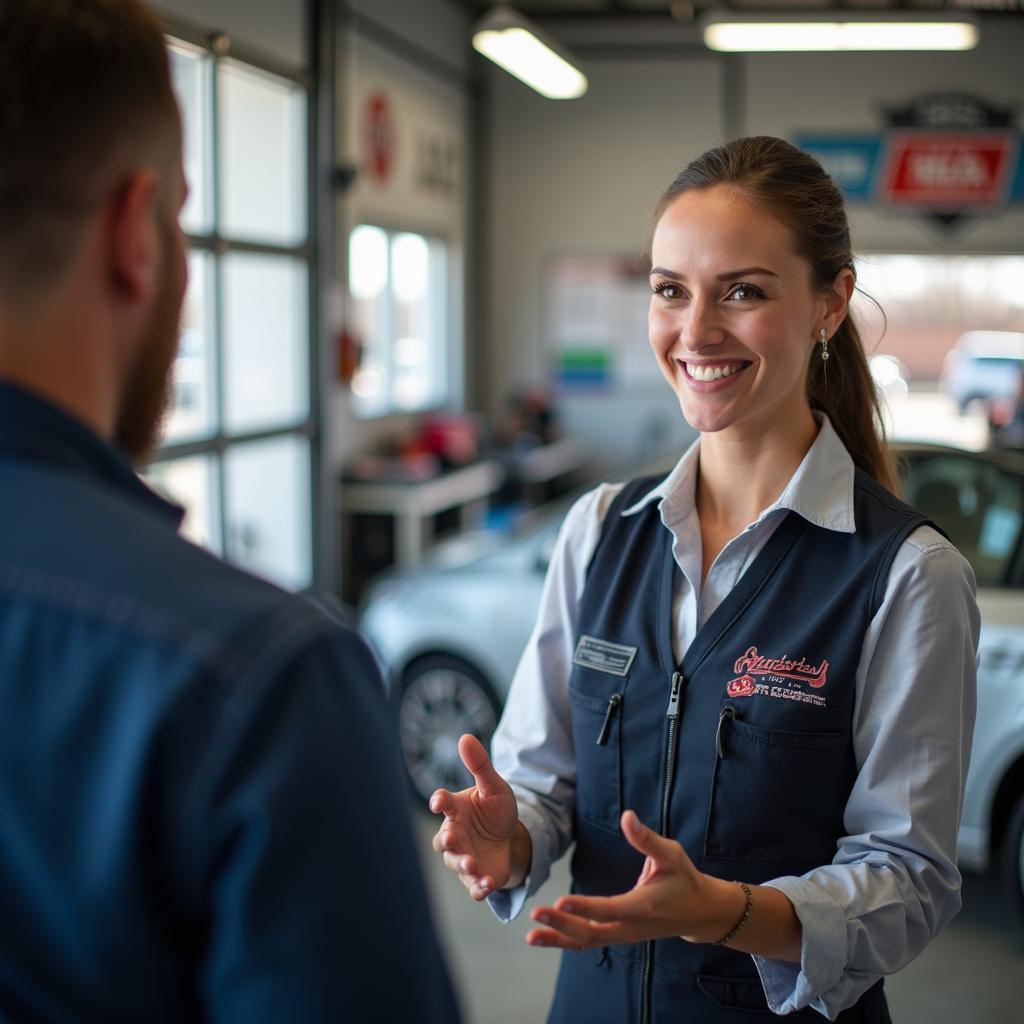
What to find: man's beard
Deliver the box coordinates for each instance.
[114,226,184,462]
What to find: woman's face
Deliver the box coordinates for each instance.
[649,185,837,440]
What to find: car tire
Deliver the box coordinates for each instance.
[398,654,501,807]
[1001,791,1024,925]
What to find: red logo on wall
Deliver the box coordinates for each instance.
[363,92,395,185]
[884,133,1013,206]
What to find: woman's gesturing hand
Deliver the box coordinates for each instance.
[430,734,528,901]
[525,809,742,949]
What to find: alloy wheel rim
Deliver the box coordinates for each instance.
[400,667,497,801]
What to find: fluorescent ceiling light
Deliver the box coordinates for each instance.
[473,6,588,99]
[700,10,980,52]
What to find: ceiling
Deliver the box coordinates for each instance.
[451,0,1022,16]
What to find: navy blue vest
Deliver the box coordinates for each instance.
[549,470,930,1024]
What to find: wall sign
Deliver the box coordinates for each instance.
[796,93,1024,229]
[362,91,395,185]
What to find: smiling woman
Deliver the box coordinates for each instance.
[428,137,980,1024]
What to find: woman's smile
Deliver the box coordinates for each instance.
[681,360,754,387]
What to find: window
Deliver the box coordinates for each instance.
[150,37,315,591]
[348,224,450,417]
[901,450,1024,588]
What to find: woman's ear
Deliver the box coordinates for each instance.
[822,267,856,336]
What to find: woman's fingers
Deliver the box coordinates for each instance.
[526,926,584,950]
[429,788,456,816]
[528,905,623,947]
[443,850,477,875]
[552,890,649,923]
[620,809,677,862]
[457,734,509,798]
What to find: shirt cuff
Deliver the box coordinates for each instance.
[752,877,850,1018]
[485,803,552,924]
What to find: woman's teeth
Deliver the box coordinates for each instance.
[686,362,746,382]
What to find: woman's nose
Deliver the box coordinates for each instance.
[678,297,725,351]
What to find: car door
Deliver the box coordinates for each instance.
[900,447,1024,872]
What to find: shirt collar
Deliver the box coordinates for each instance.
[0,378,185,529]
[621,414,856,534]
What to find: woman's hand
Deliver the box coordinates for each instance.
[525,809,743,949]
[430,734,529,901]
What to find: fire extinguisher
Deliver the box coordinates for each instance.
[337,327,361,385]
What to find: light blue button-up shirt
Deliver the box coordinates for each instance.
[489,416,979,1020]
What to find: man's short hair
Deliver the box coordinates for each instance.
[0,0,178,305]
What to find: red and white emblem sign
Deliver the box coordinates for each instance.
[883,132,1013,206]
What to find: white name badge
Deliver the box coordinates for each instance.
[573,635,638,677]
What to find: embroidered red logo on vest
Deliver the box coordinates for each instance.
[726,675,756,698]
[725,646,831,701]
[733,646,829,687]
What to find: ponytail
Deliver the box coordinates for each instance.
[807,311,900,496]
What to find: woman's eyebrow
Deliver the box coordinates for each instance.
[649,265,779,280]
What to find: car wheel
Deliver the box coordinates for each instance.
[1001,792,1024,925]
[398,655,501,806]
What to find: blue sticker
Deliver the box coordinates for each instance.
[1009,138,1024,201]
[796,136,884,201]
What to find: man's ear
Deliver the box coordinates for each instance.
[106,168,162,305]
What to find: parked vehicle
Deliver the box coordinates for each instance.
[360,443,1024,920]
[940,330,1024,416]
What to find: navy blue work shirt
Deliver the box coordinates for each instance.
[0,380,461,1023]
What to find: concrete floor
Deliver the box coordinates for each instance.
[415,814,1024,1024]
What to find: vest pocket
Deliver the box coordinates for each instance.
[696,973,773,1013]
[569,680,624,835]
[704,711,848,865]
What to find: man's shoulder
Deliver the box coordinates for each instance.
[0,458,351,670]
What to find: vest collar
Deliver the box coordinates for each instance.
[621,414,856,535]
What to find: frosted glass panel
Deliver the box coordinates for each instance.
[349,225,449,418]
[147,455,220,553]
[164,251,215,444]
[224,436,311,590]
[222,252,309,433]
[218,60,306,245]
[168,42,211,235]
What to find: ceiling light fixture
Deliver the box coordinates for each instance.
[700,9,981,52]
[472,6,588,100]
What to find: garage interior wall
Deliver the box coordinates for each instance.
[331,0,473,470]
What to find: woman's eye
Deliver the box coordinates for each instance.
[652,282,683,300]
[726,282,765,302]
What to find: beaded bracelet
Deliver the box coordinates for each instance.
[716,882,753,946]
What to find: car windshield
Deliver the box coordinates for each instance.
[970,356,1024,370]
[901,451,1024,588]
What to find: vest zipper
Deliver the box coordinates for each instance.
[596,692,622,745]
[640,671,686,1024]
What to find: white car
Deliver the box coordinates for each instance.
[941,330,1024,416]
[360,443,1024,920]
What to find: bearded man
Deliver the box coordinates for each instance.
[0,3,460,1021]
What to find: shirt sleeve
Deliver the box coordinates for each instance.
[487,484,623,923]
[753,526,980,1019]
[190,616,463,1024]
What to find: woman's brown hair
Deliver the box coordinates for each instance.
[655,136,899,495]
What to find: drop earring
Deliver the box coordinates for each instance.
[820,328,829,362]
